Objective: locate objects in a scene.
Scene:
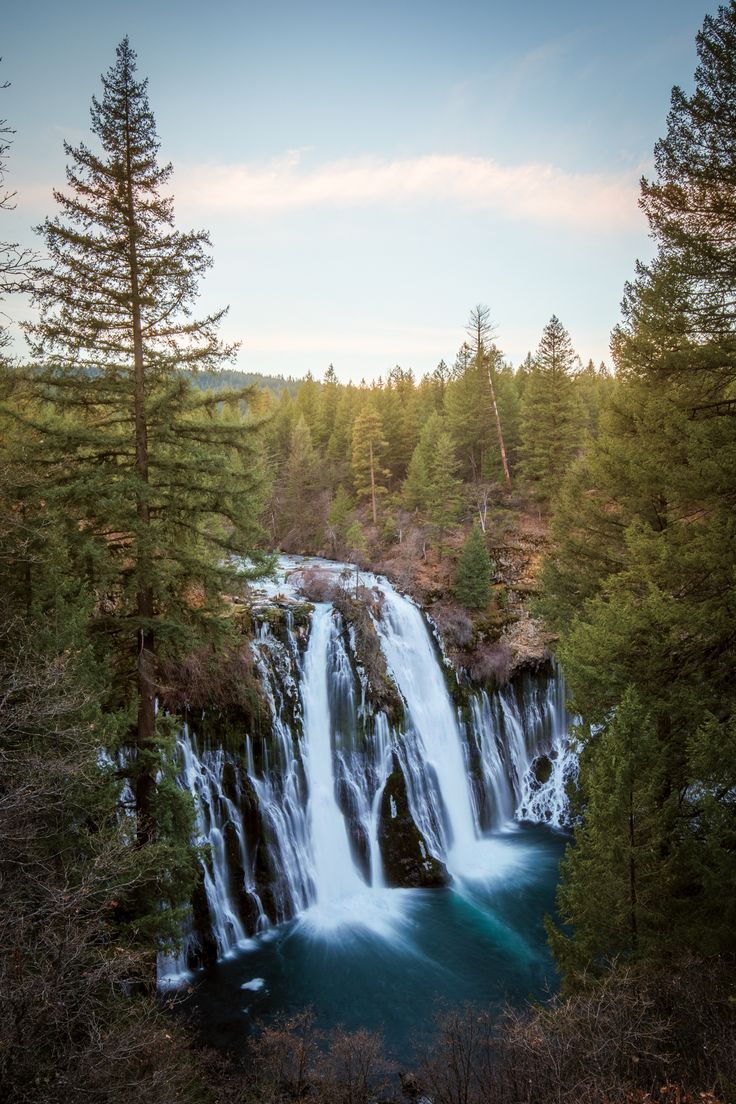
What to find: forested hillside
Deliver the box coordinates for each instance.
[1,6,735,1104]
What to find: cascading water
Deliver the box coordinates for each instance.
[371,582,477,864]
[159,558,577,983]
[300,604,365,903]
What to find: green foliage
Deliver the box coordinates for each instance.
[543,4,736,983]
[548,690,672,976]
[454,523,493,609]
[276,414,322,549]
[445,342,493,481]
[2,39,270,966]
[518,315,582,499]
[350,404,389,522]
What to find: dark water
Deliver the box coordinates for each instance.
[183,823,566,1060]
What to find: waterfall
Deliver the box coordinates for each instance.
[372,582,477,862]
[159,558,577,982]
[301,604,365,902]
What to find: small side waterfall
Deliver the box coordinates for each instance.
[159,559,576,982]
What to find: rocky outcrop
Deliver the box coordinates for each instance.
[501,614,554,678]
[378,761,449,888]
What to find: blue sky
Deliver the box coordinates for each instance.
[2,0,719,381]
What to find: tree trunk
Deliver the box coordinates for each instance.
[486,359,512,487]
[124,87,156,848]
[628,785,638,951]
[369,440,377,524]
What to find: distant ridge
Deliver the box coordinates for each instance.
[185,368,302,397]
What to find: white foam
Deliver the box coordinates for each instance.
[240,977,266,991]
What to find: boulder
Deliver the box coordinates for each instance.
[378,762,449,888]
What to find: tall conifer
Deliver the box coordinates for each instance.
[518,315,581,499]
[19,40,268,864]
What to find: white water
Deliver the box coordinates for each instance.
[159,558,576,982]
[372,582,477,864]
[301,604,365,903]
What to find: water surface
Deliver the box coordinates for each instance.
[185,823,566,1060]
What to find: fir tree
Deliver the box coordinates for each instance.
[350,404,389,523]
[454,523,493,609]
[466,304,511,486]
[518,315,582,499]
[613,2,736,405]
[277,414,320,549]
[446,342,492,481]
[15,41,268,905]
[426,429,462,555]
[542,5,736,981]
[548,689,673,977]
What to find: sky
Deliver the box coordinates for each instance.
[1,0,721,383]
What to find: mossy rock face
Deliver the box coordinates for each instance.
[378,767,449,888]
[532,754,553,787]
[335,773,371,881]
[190,872,219,968]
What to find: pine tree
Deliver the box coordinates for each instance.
[314,363,339,451]
[454,523,493,609]
[466,304,511,486]
[426,429,462,555]
[278,414,320,549]
[518,315,582,499]
[446,342,492,481]
[350,404,389,524]
[542,5,736,982]
[548,689,673,977]
[16,41,268,892]
[403,411,443,512]
[613,2,736,406]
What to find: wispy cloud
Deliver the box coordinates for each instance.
[175,151,642,230]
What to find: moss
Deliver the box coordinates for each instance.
[332,589,405,725]
[378,766,449,888]
[190,868,218,968]
[532,754,553,786]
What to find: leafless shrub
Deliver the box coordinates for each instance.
[431,604,475,650]
[158,641,255,713]
[418,1005,496,1104]
[291,565,340,603]
[249,1008,321,1099]
[417,964,734,1104]
[0,633,203,1104]
[314,1026,395,1104]
[465,639,512,688]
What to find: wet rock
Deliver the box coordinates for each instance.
[532,753,552,786]
[190,874,218,968]
[378,763,449,888]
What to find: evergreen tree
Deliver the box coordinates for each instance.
[613,2,736,405]
[466,304,512,486]
[327,383,359,463]
[402,411,443,512]
[13,41,268,919]
[454,523,493,609]
[293,369,319,432]
[542,5,736,981]
[326,483,354,554]
[426,429,462,555]
[350,404,389,523]
[548,689,673,977]
[314,363,339,451]
[518,315,582,499]
[277,414,320,549]
[379,365,419,481]
[446,342,492,481]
